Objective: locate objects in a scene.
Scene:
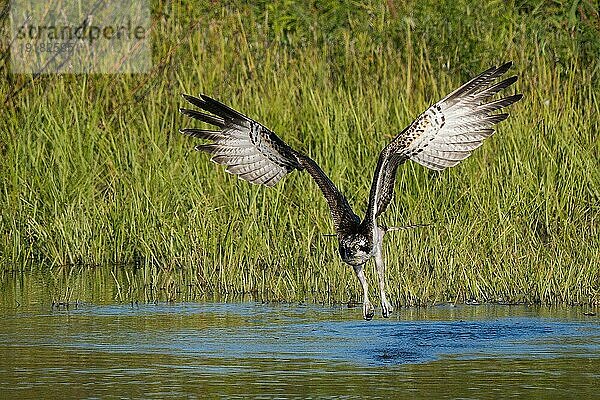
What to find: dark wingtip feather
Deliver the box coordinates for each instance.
[179,108,225,128]
[481,64,499,76]
[496,61,513,75]
[495,112,510,122]
[489,93,524,110]
[194,144,213,153]
[483,76,518,96]
[505,75,518,85]
[198,94,247,121]
[502,93,523,108]
[178,107,196,118]
[182,94,207,109]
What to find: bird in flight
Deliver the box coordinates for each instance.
[179,62,522,320]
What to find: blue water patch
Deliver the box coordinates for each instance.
[7,302,596,367]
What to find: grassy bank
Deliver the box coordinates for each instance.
[1,1,598,306]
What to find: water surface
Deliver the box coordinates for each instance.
[1,299,598,399]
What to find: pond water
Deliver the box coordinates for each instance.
[1,296,598,399]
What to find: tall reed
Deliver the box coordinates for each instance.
[1,1,598,305]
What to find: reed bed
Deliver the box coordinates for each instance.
[1,1,598,306]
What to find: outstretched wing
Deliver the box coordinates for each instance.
[364,62,523,225]
[179,94,298,187]
[179,94,360,233]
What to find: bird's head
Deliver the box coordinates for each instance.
[338,234,373,266]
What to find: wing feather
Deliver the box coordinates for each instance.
[363,62,522,225]
[180,94,299,187]
[179,94,359,233]
[225,158,270,175]
[179,108,225,128]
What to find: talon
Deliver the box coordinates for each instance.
[382,307,391,318]
[363,301,375,321]
[381,298,394,318]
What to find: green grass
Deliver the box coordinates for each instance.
[1,0,598,306]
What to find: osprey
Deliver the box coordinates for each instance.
[179,62,522,320]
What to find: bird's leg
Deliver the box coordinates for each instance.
[375,226,393,318]
[354,265,374,320]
